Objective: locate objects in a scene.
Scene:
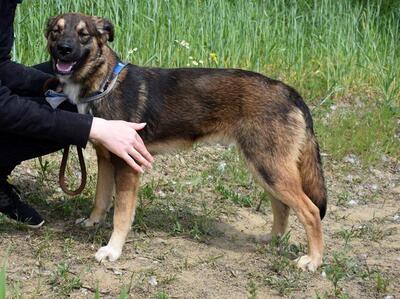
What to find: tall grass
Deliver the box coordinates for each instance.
[13,0,399,102]
[13,0,399,161]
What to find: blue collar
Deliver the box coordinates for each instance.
[100,61,127,92]
[113,62,126,75]
[45,61,128,108]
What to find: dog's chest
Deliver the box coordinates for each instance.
[59,77,88,114]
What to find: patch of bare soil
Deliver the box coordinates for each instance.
[0,145,399,298]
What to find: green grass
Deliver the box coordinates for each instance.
[13,0,399,163]
[49,262,82,296]
[13,0,400,101]
[0,264,5,299]
[315,104,399,163]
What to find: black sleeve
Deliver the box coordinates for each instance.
[0,83,93,148]
[0,0,93,148]
[0,60,54,97]
[0,0,53,96]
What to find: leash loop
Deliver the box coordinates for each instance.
[50,61,126,195]
[59,146,87,196]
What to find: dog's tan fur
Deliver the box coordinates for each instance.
[46,13,327,271]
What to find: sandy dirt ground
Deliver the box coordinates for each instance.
[0,144,399,298]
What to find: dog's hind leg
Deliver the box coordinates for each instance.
[238,127,323,271]
[255,162,323,271]
[79,150,115,227]
[266,197,290,241]
[95,160,140,262]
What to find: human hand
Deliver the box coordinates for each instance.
[89,118,154,173]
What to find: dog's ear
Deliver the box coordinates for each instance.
[45,16,59,39]
[92,17,114,43]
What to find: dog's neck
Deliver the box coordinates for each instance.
[59,46,119,112]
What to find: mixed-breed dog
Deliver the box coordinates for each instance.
[44,13,327,272]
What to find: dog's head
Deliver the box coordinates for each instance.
[46,13,114,77]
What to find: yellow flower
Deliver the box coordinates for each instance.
[210,52,218,64]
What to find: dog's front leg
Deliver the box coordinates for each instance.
[95,160,140,262]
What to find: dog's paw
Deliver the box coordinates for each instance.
[295,255,322,272]
[75,217,100,228]
[95,245,122,262]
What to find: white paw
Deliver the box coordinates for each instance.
[75,217,100,228]
[296,255,321,272]
[95,245,122,262]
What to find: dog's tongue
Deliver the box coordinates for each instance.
[56,60,74,73]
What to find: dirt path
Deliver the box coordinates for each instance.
[1,145,399,298]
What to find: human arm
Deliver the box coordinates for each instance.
[0,84,153,172]
[0,0,153,171]
[0,0,54,96]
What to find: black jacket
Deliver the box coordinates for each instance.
[0,0,92,147]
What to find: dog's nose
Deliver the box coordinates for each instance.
[57,43,73,56]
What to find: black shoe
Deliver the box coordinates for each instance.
[0,180,44,228]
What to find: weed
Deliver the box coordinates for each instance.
[118,288,129,299]
[267,233,305,260]
[159,275,177,286]
[262,233,307,295]
[336,192,351,207]
[324,252,358,297]
[247,280,257,299]
[37,157,53,182]
[374,272,389,294]
[336,221,395,244]
[94,284,100,299]
[154,291,170,299]
[49,262,82,297]
[264,265,304,296]
[0,264,6,299]
[216,184,252,207]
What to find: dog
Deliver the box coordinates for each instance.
[45,13,327,271]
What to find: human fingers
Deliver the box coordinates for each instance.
[127,146,152,170]
[129,122,147,131]
[132,135,154,164]
[122,153,144,173]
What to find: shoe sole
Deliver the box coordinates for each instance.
[27,220,45,229]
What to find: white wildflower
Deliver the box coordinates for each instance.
[175,39,190,49]
[148,276,158,286]
[218,162,226,172]
[127,47,138,55]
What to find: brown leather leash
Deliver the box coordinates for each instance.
[59,146,87,196]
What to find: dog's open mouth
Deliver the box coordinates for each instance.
[55,60,77,75]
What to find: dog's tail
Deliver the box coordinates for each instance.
[298,132,327,220]
[293,92,327,220]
